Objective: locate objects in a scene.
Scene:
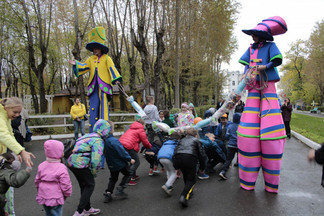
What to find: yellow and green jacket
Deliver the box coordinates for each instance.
[72,54,122,96]
[0,104,24,155]
[70,103,86,120]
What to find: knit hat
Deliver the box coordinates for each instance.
[221,113,228,118]
[181,103,189,109]
[86,27,109,54]
[242,16,287,41]
[188,103,194,108]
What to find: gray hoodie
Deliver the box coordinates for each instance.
[144,104,160,124]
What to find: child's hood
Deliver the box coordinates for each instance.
[93,119,111,139]
[130,121,144,130]
[233,113,241,124]
[44,140,64,159]
[163,139,179,146]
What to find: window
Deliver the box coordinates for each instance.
[232,81,235,85]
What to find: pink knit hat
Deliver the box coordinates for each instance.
[242,16,287,41]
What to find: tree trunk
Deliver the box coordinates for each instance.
[174,0,180,108]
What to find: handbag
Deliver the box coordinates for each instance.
[82,104,89,121]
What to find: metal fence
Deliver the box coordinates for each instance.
[28,113,138,140]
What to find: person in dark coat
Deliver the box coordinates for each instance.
[308,143,324,188]
[234,100,245,113]
[173,128,206,207]
[281,98,293,138]
[103,121,135,203]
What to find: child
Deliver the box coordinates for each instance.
[173,128,206,207]
[68,119,110,216]
[219,113,241,180]
[162,110,174,128]
[157,132,181,196]
[144,136,162,176]
[143,96,160,144]
[237,16,287,193]
[0,152,31,216]
[35,140,72,216]
[119,119,152,186]
[103,121,135,203]
[177,103,195,127]
[200,133,226,173]
[188,103,198,118]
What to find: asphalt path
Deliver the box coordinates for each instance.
[15,137,324,216]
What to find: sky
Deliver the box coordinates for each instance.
[224,0,324,72]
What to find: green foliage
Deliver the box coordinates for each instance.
[291,113,324,144]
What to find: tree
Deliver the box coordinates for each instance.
[20,0,54,113]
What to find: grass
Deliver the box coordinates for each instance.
[291,113,324,144]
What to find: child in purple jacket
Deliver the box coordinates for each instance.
[35,140,72,216]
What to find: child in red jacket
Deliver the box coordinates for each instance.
[119,119,152,185]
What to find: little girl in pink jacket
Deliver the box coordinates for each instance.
[35,140,72,216]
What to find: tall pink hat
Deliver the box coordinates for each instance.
[242,16,288,41]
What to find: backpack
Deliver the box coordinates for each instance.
[63,139,76,160]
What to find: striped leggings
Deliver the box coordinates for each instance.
[237,82,286,193]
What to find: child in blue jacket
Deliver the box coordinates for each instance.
[200,133,227,173]
[103,121,135,203]
[157,132,181,195]
[219,113,241,180]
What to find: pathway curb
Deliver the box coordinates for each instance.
[292,130,321,149]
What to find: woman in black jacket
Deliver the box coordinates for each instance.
[173,128,206,207]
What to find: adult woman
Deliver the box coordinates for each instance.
[0,97,35,215]
[0,97,35,167]
[70,98,86,140]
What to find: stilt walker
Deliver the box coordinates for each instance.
[69,27,122,132]
[237,16,288,193]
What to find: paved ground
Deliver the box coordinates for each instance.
[15,137,324,216]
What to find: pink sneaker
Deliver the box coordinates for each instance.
[83,207,100,215]
[73,211,89,216]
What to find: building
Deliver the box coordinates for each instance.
[224,70,247,102]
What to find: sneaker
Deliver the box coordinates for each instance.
[115,186,128,199]
[162,185,173,196]
[219,171,227,180]
[73,211,89,216]
[179,195,188,207]
[128,180,137,186]
[83,207,100,215]
[197,173,209,180]
[148,169,154,176]
[131,175,140,181]
[153,167,160,174]
[103,192,112,203]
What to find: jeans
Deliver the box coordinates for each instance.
[106,165,131,193]
[127,149,140,177]
[73,119,85,140]
[43,205,63,216]
[221,147,238,173]
[69,167,95,213]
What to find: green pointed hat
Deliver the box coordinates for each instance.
[86,26,109,54]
